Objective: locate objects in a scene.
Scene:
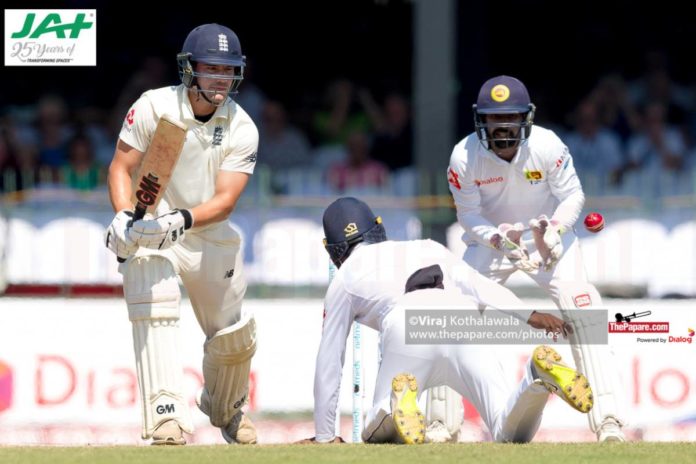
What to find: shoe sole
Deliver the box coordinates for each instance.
[391,373,425,445]
[533,345,593,413]
[151,420,186,446]
[151,437,186,446]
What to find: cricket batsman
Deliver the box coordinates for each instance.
[105,23,258,445]
[443,75,626,442]
[302,197,592,444]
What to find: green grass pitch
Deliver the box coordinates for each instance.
[1,443,694,464]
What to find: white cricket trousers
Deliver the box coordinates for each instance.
[364,289,550,443]
[463,231,625,433]
[123,221,248,337]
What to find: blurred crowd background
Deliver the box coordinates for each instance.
[1,0,695,294]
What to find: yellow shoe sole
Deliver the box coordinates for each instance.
[391,373,425,444]
[533,345,594,413]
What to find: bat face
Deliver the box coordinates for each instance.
[116,115,186,263]
[134,172,161,210]
[131,114,187,219]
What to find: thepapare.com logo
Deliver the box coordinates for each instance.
[4,9,96,66]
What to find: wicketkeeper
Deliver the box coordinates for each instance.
[445,75,626,442]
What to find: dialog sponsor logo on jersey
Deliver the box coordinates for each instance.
[474,176,504,187]
[4,9,96,66]
[524,170,544,184]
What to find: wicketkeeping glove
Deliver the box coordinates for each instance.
[105,210,138,261]
[490,222,539,273]
[529,215,563,271]
[130,208,193,250]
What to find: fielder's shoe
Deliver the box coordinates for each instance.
[151,419,186,445]
[425,420,454,443]
[196,388,258,444]
[597,417,626,442]
[532,345,594,413]
[390,373,425,444]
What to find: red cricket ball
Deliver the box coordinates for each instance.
[584,212,604,233]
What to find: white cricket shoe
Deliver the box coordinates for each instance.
[597,417,626,442]
[196,388,257,444]
[151,419,186,445]
[425,420,454,443]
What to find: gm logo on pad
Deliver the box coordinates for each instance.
[4,9,97,66]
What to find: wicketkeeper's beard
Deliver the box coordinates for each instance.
[491,129,520,150]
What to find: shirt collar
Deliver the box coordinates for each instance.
[178,84,233,123]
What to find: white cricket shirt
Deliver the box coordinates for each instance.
[119,85,258,229]
[313,239,529,442]
[447,126,584,246]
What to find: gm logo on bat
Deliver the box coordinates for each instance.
[4,9,97,66]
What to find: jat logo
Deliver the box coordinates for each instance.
[11,12,93,38]
[0,361,13,412]
[4,9,97,66]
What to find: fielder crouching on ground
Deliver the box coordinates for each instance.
[105,23,258,445]
[298,197,592,445]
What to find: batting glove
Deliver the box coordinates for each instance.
[130,208,193,250]
[490,223,539,273]
[105,210,138,261]
[529,215,563,271]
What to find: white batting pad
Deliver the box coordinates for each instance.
[124,255,193,438]
[556,281,625,432]
[425,385,464,437]
[202,314,257,427]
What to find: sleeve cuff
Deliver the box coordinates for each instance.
[515,310,536,324]
[179,209,193,229]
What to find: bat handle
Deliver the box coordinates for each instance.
[116,204,147,263]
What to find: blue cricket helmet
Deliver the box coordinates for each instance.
[472,75,536,151]
[177,23,245,100]
[322,197,387,267]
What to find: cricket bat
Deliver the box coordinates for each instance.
[117,114,187,263]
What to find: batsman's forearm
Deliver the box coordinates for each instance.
[190,193,238,228]
[107,166,134,213]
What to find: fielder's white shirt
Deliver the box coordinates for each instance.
[447,126,584,246]
[119,85,258,231]
[313,239,529,442]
